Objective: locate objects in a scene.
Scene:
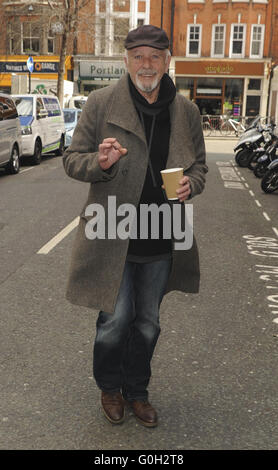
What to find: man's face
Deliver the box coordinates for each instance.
[124,46,171,94]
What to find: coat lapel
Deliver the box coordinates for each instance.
[167,97,195,170]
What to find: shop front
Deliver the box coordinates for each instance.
[0,55,73,94]
[172,59,270,119]
[74,57,126,95]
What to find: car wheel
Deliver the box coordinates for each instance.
[55,134,65,156]
[5,145,20,174]
[30,139,42,165]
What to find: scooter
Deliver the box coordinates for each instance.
[235,116,263,143]
[253,137,278,178]
[246,127,276,170]
[234,128,271,167]
[261,158,278,193]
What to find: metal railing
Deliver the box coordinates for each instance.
[201,115,275,138]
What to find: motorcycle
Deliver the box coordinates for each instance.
[246,127,276,170]
[261,158,278,193]
[234,124,275,168]
[253,137,278,178]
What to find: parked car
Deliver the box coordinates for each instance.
[0,93,22,174]
[66,95,87,110]
[63,108,81,148]
[12,94,65,165]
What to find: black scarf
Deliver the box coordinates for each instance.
[127,73,177,257]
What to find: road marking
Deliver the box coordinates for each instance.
[216,161,232,166]
[19,167,35,173]
[255,199,262,207]
[217,163,246,189]
[37,217,80,254]
[224,181,246,189]
[245,183,250,188]
[249,190,255,197]
[244,238,278,325]
[263,212,271,222]
[273,227,278,238]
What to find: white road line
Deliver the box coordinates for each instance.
[37,217,80,254]
[273,227,278,237]
[240,176,246,181]
[255,199,262,207]
[249,190,255,197]
[244,183,249,188]
[263,212,271,222]
[19,167,35,173]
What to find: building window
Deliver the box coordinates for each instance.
[250,24,264,58]
[22,22,40,54]
[113,0,130,11]
[211,24,225,57]
[229,24,246,58]
[248,79,261,91]
[98,17,106,55]
[113,18,129,54]
[186,25,202,57]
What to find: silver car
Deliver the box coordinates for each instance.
[0,93,22,174]
[63,108,81,148]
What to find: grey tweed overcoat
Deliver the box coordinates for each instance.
[63,74,208,313]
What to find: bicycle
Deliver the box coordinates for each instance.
[220,115,246,137]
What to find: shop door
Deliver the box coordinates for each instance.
[195,98,222,116]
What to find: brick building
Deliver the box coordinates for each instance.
[0,0,74,94]
[0,1,151,95]
[152,0,273,119]
[74,0,150,95]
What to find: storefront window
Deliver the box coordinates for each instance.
[248,79,261,90]
[175,78,194,100]
[196,77,222,96]
[224,78,244,117]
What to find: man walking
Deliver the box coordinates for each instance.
[63,25,207,427]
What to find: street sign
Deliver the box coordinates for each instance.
[27,56,34,73]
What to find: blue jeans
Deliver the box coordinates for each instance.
[93,258,172,401]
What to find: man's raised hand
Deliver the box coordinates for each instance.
[98,138,128,170]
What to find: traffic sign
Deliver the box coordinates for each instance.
[27,56,34,73]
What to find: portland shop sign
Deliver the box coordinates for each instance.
[79,61,126,80]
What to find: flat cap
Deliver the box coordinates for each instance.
[124,25,169,50]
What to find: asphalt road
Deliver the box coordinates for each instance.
[0,141,277,450]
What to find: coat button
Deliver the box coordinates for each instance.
[122,169,128,176]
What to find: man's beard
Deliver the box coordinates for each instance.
[135,69,160,93]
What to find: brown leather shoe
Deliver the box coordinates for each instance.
[101,391,125,424]
[130,400,158,428]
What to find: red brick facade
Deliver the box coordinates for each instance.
[150,0,273,60]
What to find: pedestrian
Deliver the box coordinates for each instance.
[63,24,208,428]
